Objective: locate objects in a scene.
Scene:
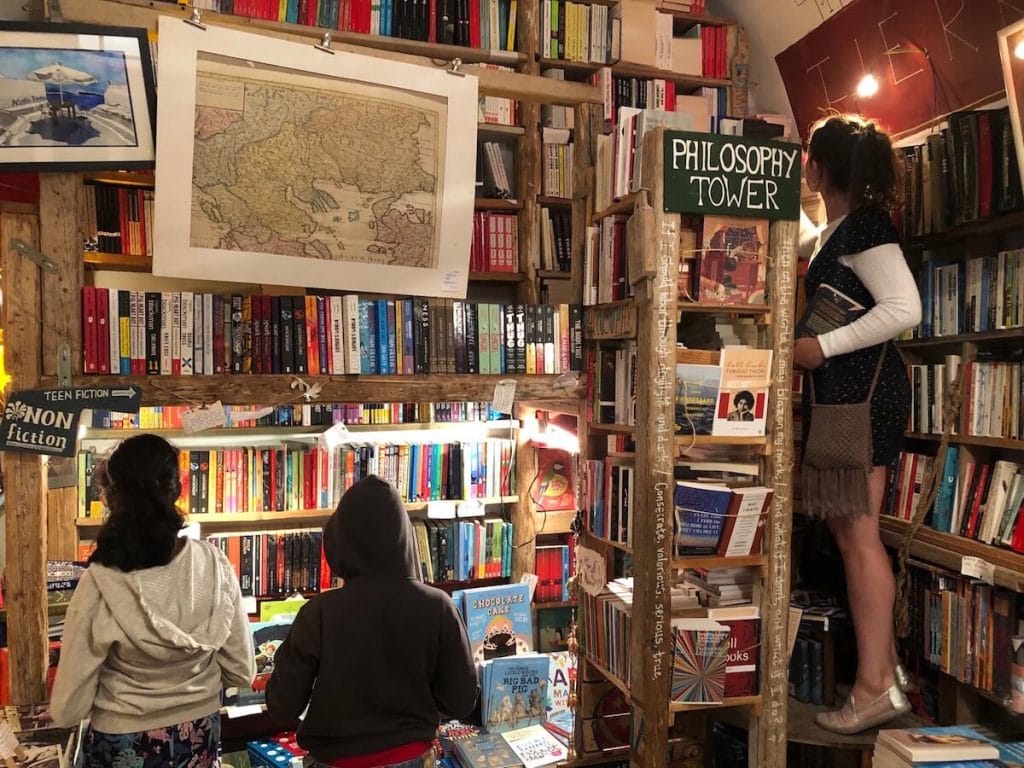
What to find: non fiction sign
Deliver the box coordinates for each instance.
[663,131,802,220]
[0,385,142,458]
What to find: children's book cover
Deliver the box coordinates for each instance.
[712,347,772,437]
[227,620,292,706]
[546,651,576,723]
[481,653,550,733]
[698,216,769,304]
[501,724,568,768]
[675,363,720,436]
[453,733,522,768]
[531,449,576,511]
[462,583,533,663]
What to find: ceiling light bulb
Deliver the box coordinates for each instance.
[1016,40,1024,59]
[856,73,879,98]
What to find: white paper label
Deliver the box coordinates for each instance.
[492,379,517,415]
[319,421,350,451]
[179,523,201,540]
[457,499,484,518]
[575,546,606,597]
[961,556,995,585]
[442,270,461,294]
[181,401,227,433]
[427,500,457,519]
[0,721,20,760]
[225,704,264,719]
[520,573,539,602]
[240,596,258,615]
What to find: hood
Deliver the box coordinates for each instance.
[87,538,238,662]
[323,476,419,580]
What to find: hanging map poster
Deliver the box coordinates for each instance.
[153,18,478,298]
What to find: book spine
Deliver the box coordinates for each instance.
[343,295,361,375]
[160,292,173,376]
[293,297,308,374]
[180,291,194,375]
[145,292,161,375]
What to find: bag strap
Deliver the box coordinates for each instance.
[808,343,887,405]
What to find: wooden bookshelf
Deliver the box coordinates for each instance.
[84,170,154,187]
[477,123,526,136]
[902,208,1024,251]
[897,328,1024,348]
[538,270,572,280]
[905,432,1024,451]
[538,196,574,208]
[676,435,769,448]
[474,197,522,211]
[41,374,581,406]
[81,419,518,440]
[665,10,737,28]
[540,58,731,89]
[672,553,768,570]
[83,251,152,270]
[468,270,525,282]
[676,302,771,316]
[592,192,641,222]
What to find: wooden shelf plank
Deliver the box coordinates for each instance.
[584,654,632,701]
[878,515,1024,590]
[77,495,519,529]
[533,599,576,611]
[538,196,574,207]
[677,302,770,315]
[672,554,767,570]
[588,422,635,434]
[677,435,768,448]
[468,271,524,282]
[83,251,152,270]
[593,193,641,222]
[42,374,582,406]
[540,58,731,89]
[669,694,761,713]
[81,419,518,440]
[538,270,572,280]
[475,198,522,210]
[663,9,736,27]
[477,123,525,136]
[84,171,154,187]
[897,328,1024,348]
[581,531,632,555]
[534,508,576,535]
[905,432,1024,451]
[903,209,1024,251]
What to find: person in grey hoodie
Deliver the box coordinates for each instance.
[50,434,256,768]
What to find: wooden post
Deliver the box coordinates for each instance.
[570,103,597,305]
[2,212,49,705]
[749,218,798,767]
[627,130,678,768]
[516,0,541,305]
[39,173,84,562]
[512,406,539,581]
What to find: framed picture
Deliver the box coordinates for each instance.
[0,22,156,171]
[154,17,478,299]
[999,18,1024,194]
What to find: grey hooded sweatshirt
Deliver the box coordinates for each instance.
[50,538,255,733]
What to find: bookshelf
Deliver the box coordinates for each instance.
[574,128,798,768]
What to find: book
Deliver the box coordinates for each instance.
[674,481,733,555]
[670,618,730,703]
[452,733,522,768]
[501,724,568,768]
[876,727,1001,762]
[459,583,534,663]
[675,363,720,436]
[796,282,867,338]
[480,653,550,733]
[712,346,772,438]
[531,449,576,511]
[698,216,769,305]
[227,619,293,706]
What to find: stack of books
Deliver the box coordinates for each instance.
[872,725,1024,767]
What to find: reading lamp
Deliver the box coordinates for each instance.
[523,411,580,454]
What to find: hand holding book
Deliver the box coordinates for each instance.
[795,283,867,338]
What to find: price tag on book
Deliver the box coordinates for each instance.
[576,546,606,597]
[181,402,227,433]
[492,379,517,415]
[320,421,350,451]
[961,556,995,586]
[0,721,20,761]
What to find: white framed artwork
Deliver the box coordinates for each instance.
[153,17,478,298]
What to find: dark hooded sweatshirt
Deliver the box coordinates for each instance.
[265,476,479,760]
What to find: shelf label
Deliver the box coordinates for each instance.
[427,500,457,519]
[181,401,227,433]
[576,546,606,597]
[320,421,350,451]
[961,556,995,586]
[457,499,484,518]
[225,704,264,720]
[492,379,517,415]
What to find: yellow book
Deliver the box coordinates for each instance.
[506,0,517,50]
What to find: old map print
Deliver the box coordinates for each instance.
[190,62,445,268]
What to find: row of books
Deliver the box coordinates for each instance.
[479,140,516,200]
[411,518,515,583]
[535,543,574,603]
[896,107,1022,238]
[81,288,584,376]
[582,459,633,547]
[541,128,573,200]
[904,561,1017,701]
[193,0,519,50]
[539,0,617,63]
[85,401,500,430]
[963,358,1024,440]
[81,182,153,257]
[208,531,330,598]
[592,67,726,134]
[907,357,958,436]
[539,207,572,274]
[79,438,515,518]
[478,80,519,127]
[788,635,826,706]
[589,343,637,427]
[675,347,773,438]
[912,251,1024,338]
[582,214,629,306]
[470,211,519,273]
[887,449,1024,551]
[674,482,772,558]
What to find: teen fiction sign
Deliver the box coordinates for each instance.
[0,386,142,458]
[663,131,802,220]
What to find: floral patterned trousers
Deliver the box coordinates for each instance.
[81,713,221,768]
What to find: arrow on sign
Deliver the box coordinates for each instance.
[112,387,137,398]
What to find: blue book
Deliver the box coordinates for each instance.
[375,300,389,374]
[461,583,533,663]
[358,300,376,374]
[452,733,520,768]
[386,300,398,375]
[675,363,720,436]
[480,653,551,733]
[931,446,959,533]
[286,0,299,23]
[402,299,415,375]
[674,481,733,555]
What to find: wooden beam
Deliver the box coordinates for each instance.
[511,408,539,581]
[626,129,677,768]
[2,212,49,705]
[39,175,83,378]
[749,217,798,767]
[59,0,599,105]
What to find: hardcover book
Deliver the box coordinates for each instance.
[501,724,567,768]
[675,363,720,436]
[670,618,730,704]
[480,653,550,733]
[698,216,769,305]
[674,482,733,555]
[459,583,534,663]
[453,733,522,768]
[795,282,867,338]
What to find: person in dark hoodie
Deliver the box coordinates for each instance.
[50,434,255,768]
[266,476,479,768]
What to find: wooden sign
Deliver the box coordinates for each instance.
[777,0,1024,139]
[662,131,802,220]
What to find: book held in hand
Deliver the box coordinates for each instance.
[796,282,866,338]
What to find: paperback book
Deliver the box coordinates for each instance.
[712,347,772,438]
[675,363,720,436]
[674,482,733,555]
[670,618,730,704]
[698,216,769,305]
[501,724,568,768]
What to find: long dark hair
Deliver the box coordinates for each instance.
[89,434,184,572]
[808,114,898,211]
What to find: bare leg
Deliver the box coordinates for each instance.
[827,466,896,701]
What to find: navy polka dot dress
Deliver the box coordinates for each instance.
[801,206,911,468]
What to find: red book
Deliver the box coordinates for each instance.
[96,287,110,375]
[469,0,481,47]
[304,296,319,376]
[717,617,760,697]
[276,534,286,595]
[428,0,436,42]
[82,286,98,373]
[320,539,332,591]
[966,463,992,539]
